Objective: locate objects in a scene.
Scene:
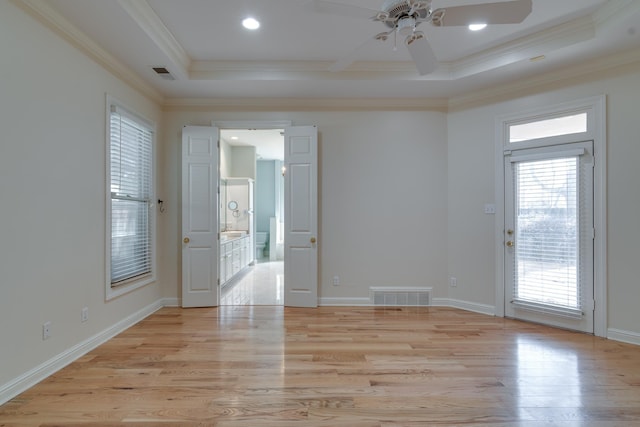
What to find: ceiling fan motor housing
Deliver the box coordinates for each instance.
[380,0,430,29]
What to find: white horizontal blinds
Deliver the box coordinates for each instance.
[513,156,581,311]
[110,106,153,285]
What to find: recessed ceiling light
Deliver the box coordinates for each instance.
[231,136,239,140]
[468,23,487,31]
[242,17,260,30]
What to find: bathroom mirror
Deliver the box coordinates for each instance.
[228,200,238,210]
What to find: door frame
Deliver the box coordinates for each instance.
[494,96,607,337]
[213,120,292,304]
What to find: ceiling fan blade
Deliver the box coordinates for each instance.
[432,0,532,26]
[310,0,379,20]
[328,34,384,72]
[405,33,438,75]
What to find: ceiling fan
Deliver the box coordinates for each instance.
[312,0,533,75]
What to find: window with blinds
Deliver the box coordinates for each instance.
[108,104,154,288]
[513,156,582,315]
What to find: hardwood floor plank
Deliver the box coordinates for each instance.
[2,306,640,426]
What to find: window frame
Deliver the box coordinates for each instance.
[105,95,157,300]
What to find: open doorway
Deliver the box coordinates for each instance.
[219,128,284,306]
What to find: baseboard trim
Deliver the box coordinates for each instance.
[432,298,496,316]
[608,328,640,346]
[161,297,180,307]
[0,299,164,406]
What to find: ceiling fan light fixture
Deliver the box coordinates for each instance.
[242,17,260,30]
[397,16,416,36]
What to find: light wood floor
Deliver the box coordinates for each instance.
[2,306,640,426]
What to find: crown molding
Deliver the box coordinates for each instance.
[11,0,164,104]
[117,0,191,78]
[185,12,594,83]
[162,97,448,112]
[593,0,640,27]
[448,0,640,111]
[447,15,596,79]
[448,47,640,111]
[189,60,438,81]
[11,0,639,112]
[168,47,640,112]
[178,11,600,83]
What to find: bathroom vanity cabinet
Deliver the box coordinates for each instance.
[220,234,251,286]
[220,177,254,287]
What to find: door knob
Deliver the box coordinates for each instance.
[506,240,514,247]
[310,237,316,244]
[183,237,190,244]
[507,229,514,235]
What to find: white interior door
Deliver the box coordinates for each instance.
[504,141,594,332]
[284,126,318,307]
[181,126,219,307]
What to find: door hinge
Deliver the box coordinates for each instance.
[592,228,596,240]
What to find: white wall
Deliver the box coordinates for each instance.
[230,146,257,179]
[159,110,449,304]
[0,2,162,390]
[4,0,640,405]
[219,138,232,179]
[447,63,640,335]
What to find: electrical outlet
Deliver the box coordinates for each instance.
[42,321,51,340]
[449,277,457,287]
[332,276,340,286]
[81,307,89,323]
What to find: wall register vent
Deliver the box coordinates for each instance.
[370,287,432,307]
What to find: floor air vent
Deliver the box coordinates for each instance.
[370,287,432,307]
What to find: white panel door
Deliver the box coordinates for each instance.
[504,141,594,332]
[284,126,318,307]
[181,126,219,307]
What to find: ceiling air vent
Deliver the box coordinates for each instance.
[152,67,175,80]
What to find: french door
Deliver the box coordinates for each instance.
[504,141,594,333]
[181,124,318,308]
[181,126,219,308]
[284,126,318,307]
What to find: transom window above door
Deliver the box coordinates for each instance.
[509,112,587,143]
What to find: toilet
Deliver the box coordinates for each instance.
[255,232,268,260]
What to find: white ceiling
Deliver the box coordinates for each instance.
[29,0,640,102]
[220,129,284,160]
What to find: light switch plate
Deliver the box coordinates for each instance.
[484,204,496,214]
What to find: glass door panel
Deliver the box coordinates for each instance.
[504,142,594,332]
